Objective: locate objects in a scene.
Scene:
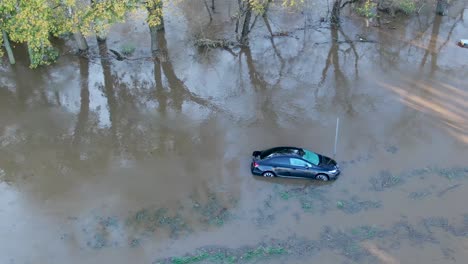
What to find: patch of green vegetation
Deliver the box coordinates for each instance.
[125,207,192,240]
[397,0,416,14]
[408,190,431,200]
[157,246,287,264]
[300,199,314,211]
[370,170,402,191]
[191,193,236,227]
[355,0,377,18]
[241,246,286,261]
[350,225,380,240]
[279,191,291,200]
[337,200,345,209]
[273,186,330,214]
[120,43,136,56]
[170,252,210,264]
[336,197,381,214]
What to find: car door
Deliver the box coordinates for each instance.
[289,158,314,178]
[268,157,291,176]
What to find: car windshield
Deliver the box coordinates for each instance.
[302,150,320,165]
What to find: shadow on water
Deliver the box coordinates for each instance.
[378,79,468,144]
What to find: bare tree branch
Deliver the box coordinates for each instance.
[341,0,359,9]
[203,0,213,22]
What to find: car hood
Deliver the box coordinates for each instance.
[319,155,337,169]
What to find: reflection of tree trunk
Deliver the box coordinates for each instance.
[436,0,448,16]
[13,65,30,110]
[157,30,184,111]
[243,46,277,123]
[263,15,285,83]
[73,57,90,146]
[2,30,15,64]
[98,41,118,139]
[153,58,167,114]
[240,3,252,44]
[203,0,213,21]
[420,15,442,76]
[429,16,442,75]
[243,47,267,91]
[155,29,222,113]
[320,26,354,114]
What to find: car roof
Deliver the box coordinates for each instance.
[260,146,303,159]
[260,146,322,165]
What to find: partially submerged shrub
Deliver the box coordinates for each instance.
[398,0,417,14]
[120,43,136,56]
[377,0,418,16]
[355,0,377,18]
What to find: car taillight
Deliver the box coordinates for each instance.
[253,162,259,167]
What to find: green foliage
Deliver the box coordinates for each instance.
[355,0,377,18]
[246,0,304,14]
[0,0,139,67]
[29,45,59,67]
[145,0,164,27]
[120,42,136,55]
[398,0,416,14]
[0,0,16,57]
[166,246,286,264]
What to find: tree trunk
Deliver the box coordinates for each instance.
[148,7,165,55]
[331,0,342,27]
[2,30,15,65]
[436,0,448,16]
[240,4,252,44]
[73,31,88,52]
[72,56,90,147]
[203,0,213,22]
[27,45,34,66]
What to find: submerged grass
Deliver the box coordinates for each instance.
[370,166,468,191]
[191,192,237,227]
[336,197,381,214]
[155,246,287,264]
[273,185,331,214]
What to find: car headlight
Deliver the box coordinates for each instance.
[330,169,337,174]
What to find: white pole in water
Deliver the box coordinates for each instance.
[334,117,340,158]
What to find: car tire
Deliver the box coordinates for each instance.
[262,171,276,178]
[316,174,329,181]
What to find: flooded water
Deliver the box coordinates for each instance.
[1,1,468,263]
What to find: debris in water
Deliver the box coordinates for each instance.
[458,39,468,48]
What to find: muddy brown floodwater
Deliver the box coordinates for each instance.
[1,1,468,264]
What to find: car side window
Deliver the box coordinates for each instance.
[270,157,290,166]
[289,158,311,167]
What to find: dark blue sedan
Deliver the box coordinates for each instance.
[250,146,340,181]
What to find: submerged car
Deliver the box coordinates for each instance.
[250,146,340,181]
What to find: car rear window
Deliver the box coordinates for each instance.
[303,150,319,165]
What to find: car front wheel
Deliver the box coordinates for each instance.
[316,174,329,181]
[262,171,276,178]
